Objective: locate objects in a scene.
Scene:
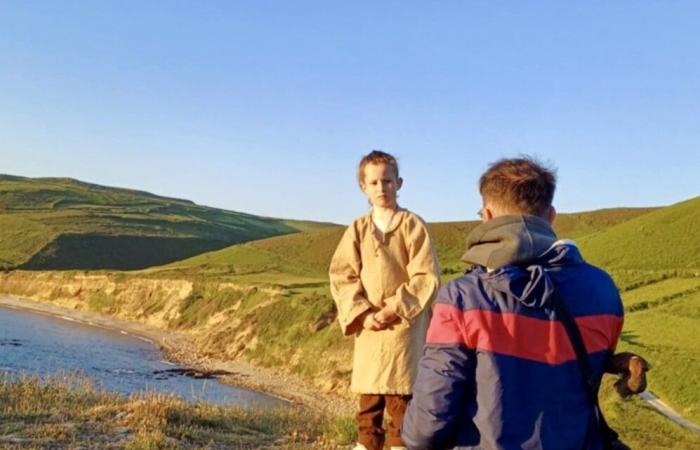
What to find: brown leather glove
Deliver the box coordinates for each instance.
[605,352,651,398]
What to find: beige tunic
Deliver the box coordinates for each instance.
[329,209,440,394]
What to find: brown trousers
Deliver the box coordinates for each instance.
[357,394,411,450]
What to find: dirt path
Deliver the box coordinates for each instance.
[0,294,353,415]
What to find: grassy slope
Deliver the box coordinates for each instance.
[164,207,655,279]
[137,206,671,397]
[618,288,700,423]
[0,175,332,270]
[151,202,700,445]
[0,373,352,449]
[600,378,700,449]
[161,226,344,281]
[430,206,656,271]
[576,198,700,439]
[579,196,700,271]
[3,184,699,446]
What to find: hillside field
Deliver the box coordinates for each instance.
[2,176,699,447]
[148,196,700,447]
[0,175,333,270]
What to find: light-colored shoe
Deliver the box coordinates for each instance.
[352,444,369,450]
[390,447,408,450]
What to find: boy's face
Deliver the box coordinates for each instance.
[361,162,402,209]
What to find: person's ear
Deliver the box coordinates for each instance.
[547,206,557,225]
[397,177,403,190]
[483,207,495,222]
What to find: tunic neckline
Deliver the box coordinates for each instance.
[366,207,407,246]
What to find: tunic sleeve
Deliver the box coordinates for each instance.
[384,218,440,322]
[329,223,373,335]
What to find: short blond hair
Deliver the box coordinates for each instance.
[357,150,400,186]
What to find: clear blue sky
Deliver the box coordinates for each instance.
[2,1,699,224]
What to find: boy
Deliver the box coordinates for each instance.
[329,150,440,450]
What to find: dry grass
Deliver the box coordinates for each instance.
[0,373,354,449]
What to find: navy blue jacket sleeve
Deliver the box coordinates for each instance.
[401,316,474,449]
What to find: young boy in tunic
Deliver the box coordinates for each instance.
[329,150,440,450]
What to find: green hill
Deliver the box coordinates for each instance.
[578,196,700,272]
[159,226,344,287]
[142,198,700,443]
[430,206,656,271]
[162,206,655,279]
[567,197,700,426]
[2,195,699,446]
[0,175,333,270]
[152,199,700,441]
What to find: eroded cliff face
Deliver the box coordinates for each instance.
[0,271,352,395]
[0,271,192,327]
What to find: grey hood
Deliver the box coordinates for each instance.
[462,214,561,309]
[462,214,557,269]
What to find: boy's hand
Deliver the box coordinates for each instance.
[374,306,399,327]
[361,310,385,331]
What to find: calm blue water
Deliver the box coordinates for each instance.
[0,306,283,408]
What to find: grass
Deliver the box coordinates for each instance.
[600,378,700,449]
[2,181,700,446]
[2,372,699,449]
[168,279,352,386]
[579,196,700,271]
[142,268,700,447]
[0,172,664,274]
[617,287,700,424]
[144,198,700,446]
[87,292,119,313]
[620,277,700,311]
[429,206,656,272]
[0,216,53,269]
[174,283,260,328]
[0,373,355,449]
[238,288,352,381]
[161,205,657,281]
[0,174,334,270]
[163,227,345,279]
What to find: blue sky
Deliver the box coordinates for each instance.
[2,1,699,224]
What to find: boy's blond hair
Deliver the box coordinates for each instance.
[357,150,400,186]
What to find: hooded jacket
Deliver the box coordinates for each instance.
[402,215,624,450]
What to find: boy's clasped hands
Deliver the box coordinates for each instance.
[361,305,400,331]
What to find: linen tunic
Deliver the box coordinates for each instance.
[329,209,440,394]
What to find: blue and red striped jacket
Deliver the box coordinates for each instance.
[402,242,623,450]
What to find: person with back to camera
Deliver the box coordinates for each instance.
[329,150,440,450]
[402,157,648,450]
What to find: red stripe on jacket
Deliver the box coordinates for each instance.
[427,303,623,365]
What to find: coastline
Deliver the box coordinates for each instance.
[0,294,353,415]
[5,292,700,437]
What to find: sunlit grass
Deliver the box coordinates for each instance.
[617,289,700,424]
[0,372,355,449]
[2,188,700,447]
[580,196,700,271]
[621,276,700,310]
[601,377,700,449]
[0,175,331,270]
